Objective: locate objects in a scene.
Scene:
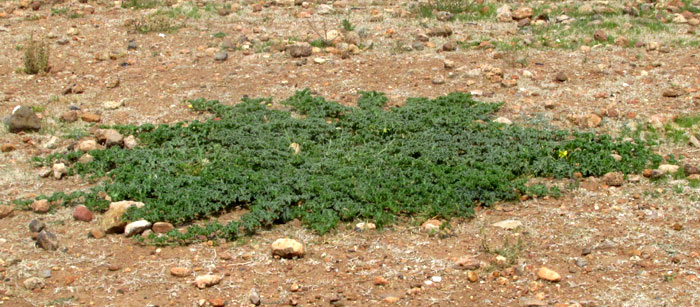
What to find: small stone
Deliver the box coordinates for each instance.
[194,274,222,288]
[662,88,684,98]
[373,276,389,285]
[492,219,522,230]
[658,164,679,174]
[103,100,123,110]
[582,114,602,128]
[9,106,41,133]
[32,199,50,213]
[95,129,124,147]
[555,71,568,82]
[421,219,442,232]
[214,51,228,61]
[454,256,480,270]
[52,163,67,179]
[127,41,138,50]
[512,7,533,20]
[170,267,190,277]
[271,238,305,258]
[152,221,174,233]
[89,228,106,239]
[684,163,699,175]
[1,143,16,152]
[289,282,300,292]
[107,263,121,271]
[105,76,120,89]
[71,205,93,222]
[593,29,608,42]
[313,57,326,64]
[536,267,561,282]
[23,277,44,290]
[60,111,78,122]
[37,230,59,251]
[575,258,587,267]
[427,26,452,37]
[80,112,101,123]
[249,288,261,306]
[602,172,624,187]
[0,205,14,219]
[208,298,225,307]
[443,59,455,69]
[123,135,138,149]
[383,296,400,303]
[431,76,445,85]
[355,222,376,231]
[77,139,99,152]
[494,117,512,125]
[467,271,478,282]
[124,220,152,237]
[286,42,312,58]
[442,41,456,51]
[496,5,512,22]
[29,219,46,232]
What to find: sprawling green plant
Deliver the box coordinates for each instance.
[29,90,660,245]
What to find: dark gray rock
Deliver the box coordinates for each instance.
[28,219,45,233]
[9,106,41,133]
[36,230,59,251]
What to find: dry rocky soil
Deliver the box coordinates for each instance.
[2,0,700,306]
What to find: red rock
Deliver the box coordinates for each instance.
[1,143,17,152]
[208,298,226,307]
[152,222,174,233]
[73,205,94,222]
[80,112,101,123]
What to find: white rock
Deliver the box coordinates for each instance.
[52,163,67,179]
[109,200,145,211]
[43,136,60,149]
[124,220,152,237]
[124,135,138,149]
[492,219,522,230]
[658,164,679,174]
[271,238,305,258]
[355,222,376,231]
[496,4,512,22]
[194,274,222,288]
[494,117,512,125]
[103,100,124,110]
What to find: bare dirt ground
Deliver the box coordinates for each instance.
[2,0,700,306]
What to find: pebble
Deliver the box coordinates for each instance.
[420,219,442,232]
[684,163,699,175]
[492,219,522,230]
[32,199,50,213]
[103,100,123,110]
[152,221,175,233]
[52,163,67,180]
[78,139,99,152]
[108,263,121,271]
[29,219,45,232]
[170,267,190,277]
[105,76,120,89]
[23,277,44,290]
[443,59,455,69]
[9,106,41,133]
[127,41,138,50]
[124,220,152,237]
[373,276,389,285]
[194,274,222,288]
[431,76,446,85]
[80,112,101,123]
[467,271,479,282]
[454,256,480,270]
[555,71,568,82]
[0,205,14,219]
[496,4,512,22]
[249,288,261,306]
[442,41,456,51]
[536,266,561,282]
[208,298,225,307]
[575,258,587,267]
[355,222,376,231]
[37,230,59,251]
[271,238,305,258]
[582,114,602,128]
[214,51,228,61]
[100,201,145,233]
[286,42,312,58]
[124,135,138,149]
[602,172,624,187]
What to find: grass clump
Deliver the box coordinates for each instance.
[132,14,182,33]
[23,35,50,75]
[122,0,162,9]
[29,90,660,245]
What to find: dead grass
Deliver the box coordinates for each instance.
[22,34,50,75]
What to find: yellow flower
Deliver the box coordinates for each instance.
[558,150,568,158]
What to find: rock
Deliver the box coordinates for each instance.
[286,42,312,58]
[127,41,138,50]
[152,221,174,233]
[103,100,123,110]
[578,4,593,15]
[107,263,121,271]
[0,205,14,219]
[383,296,400,303]
[443,59,455,69]
[271,238,305,258]
[492,219,522,230]
[602,172,624,187]
[436,11,453,21]
[522,298,547,306]
[517,18,531,27]
[421,219,442,232]
[32,199,50,213]
[614,36,629,47]
[689,135,700,148]
[80,112,101,123]
[52,163,67,179]
[496,5,512,22]
[427,26,452,37]
[313,57,326,64]
[124,220,152,237]
[593,29,608,42]
[105,76,120,89]
[194,274,222,288]
[316,4,333,14]
[684,163,699,175]
[673,14,687,23]
[555,71,568,82]
[355,222,376,231]
[99,201,145,233]
[454,256,480,270]
[214,51,228,61]
[208,298,225,307]
[23,277,44,290]
[536,266,561,282]
[662,88,684,97]
[29,219,45,232]
[582,114,602,128]
[89,228,105,239]
[658,164,679,174]
[73,205,93,222]
[512,7,533,20]
[467,271,478,282]
[9,106,41,133]
[78,153,93,164]
[373,276,389,285]
[431,76,446,85]
[95,129,124,147]
[442,41,456,51]
[494,117,512,125]
[37,230,59,251]
[170,267,190,277]
[575,258,588,267]
[0,143,16,152]
[249,288,261,306]
[77,139,99,151]
[123,135,138,149]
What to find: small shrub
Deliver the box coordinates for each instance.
[133,14,181,33]
[341,19,355,31]
[23,35,50,75]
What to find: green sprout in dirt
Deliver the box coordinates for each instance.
[27,90,661,245]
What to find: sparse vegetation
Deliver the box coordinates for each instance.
[23,35,50,75]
